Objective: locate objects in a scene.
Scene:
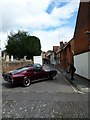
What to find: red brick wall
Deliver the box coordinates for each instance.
[66,46,72,68]
[74,2,90,55]
[62,50,66,69]
[60,39,74,69]
[60,50,64,68]
[88,2,90,49]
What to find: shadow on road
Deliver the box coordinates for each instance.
[2,82,22,89]
[2,78,51,89]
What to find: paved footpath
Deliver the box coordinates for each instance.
[49,64,90,94]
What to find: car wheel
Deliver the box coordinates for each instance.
[49,75,56,80]
[22,77,31,87]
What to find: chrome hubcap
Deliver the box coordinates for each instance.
[24,78,30,86]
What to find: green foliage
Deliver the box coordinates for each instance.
[5,30,41,59]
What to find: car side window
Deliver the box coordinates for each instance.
[27,69,34,72]
[34,67,42,72]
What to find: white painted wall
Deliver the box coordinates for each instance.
[33,56,42,65]
[74,52,90,80]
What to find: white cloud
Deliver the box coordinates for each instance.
[51,1,79,20]
[0,0,79,51]
[33,26,74,51]
[0,32,8,49]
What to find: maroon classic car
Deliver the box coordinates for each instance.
[2,64,57,87]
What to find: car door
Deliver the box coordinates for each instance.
[34,67,48,80]
[25,69,36,80]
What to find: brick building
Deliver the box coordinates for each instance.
[52,46,59,64]
[62,38,74,69]
[55,1,90,80]
[74,1,90,79]
[56,40,74,69]
[47,1,90,80]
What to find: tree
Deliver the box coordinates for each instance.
[5,30,41,59]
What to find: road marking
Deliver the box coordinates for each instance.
[47,65,86,94]
[81,87,89,92]
[58,71,85,94]
[70,85,85,94]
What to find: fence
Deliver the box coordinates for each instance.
[2,61,33,73]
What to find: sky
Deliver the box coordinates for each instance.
[0,0,80,52]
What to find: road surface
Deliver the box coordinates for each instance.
[1,64,89,118]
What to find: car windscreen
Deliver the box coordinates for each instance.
[33,64,42,68]
[11,67,29,74]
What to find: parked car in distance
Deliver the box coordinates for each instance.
[2,63,57,87]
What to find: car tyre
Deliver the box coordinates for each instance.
[22,77,31,87]
[49,75,56,80]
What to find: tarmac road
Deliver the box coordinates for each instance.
[1,64,89,119]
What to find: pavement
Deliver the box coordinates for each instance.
[50,64,90,93]
[58,67,90,93]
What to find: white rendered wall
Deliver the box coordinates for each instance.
[74,52,90,80]
[33,56,42,65]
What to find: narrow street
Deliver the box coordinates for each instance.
[2,64,89,118]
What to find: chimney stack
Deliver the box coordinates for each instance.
[60,41,63,47]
